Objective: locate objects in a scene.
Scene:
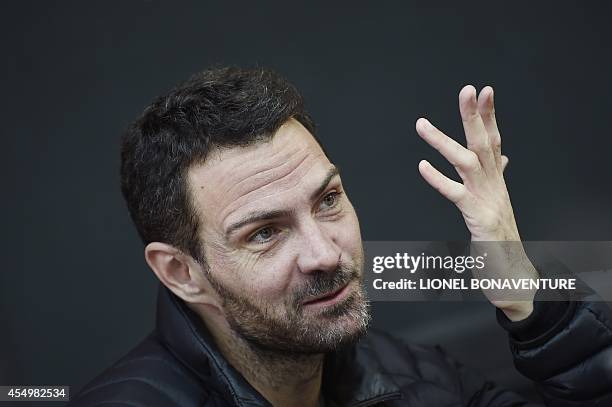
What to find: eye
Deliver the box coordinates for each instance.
[248,226,277,244]
[319,191,341,210]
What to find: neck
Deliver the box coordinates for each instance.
[196,308,324,407]
[220,330,324,407]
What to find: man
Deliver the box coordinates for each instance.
[70,67,612,406]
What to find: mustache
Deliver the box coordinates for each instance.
[291,263,359,306]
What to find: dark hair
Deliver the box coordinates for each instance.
[120,66,316,262]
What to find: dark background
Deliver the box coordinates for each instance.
[3,1,612,403]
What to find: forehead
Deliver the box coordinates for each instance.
[187,119,333,231]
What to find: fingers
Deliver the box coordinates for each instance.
[459,85,498,174]
[477,86,502,168]
[418,160,465,203]
[416,118,483,183]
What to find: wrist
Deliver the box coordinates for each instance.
[495,300,534,321]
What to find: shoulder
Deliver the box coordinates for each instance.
[356,328,472,390]
[360,328,457,368]
[68,332,220,407]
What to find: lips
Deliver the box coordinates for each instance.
[302,282,349,306]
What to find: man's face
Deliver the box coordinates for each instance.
[188,118,369,354]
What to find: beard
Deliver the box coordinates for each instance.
[204,260,371,356]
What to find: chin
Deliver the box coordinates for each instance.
[304,298,371,351]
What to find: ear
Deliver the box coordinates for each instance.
[144,242,222,310]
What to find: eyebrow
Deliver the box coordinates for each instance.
[310,165,340,201]
[224,165,340,239]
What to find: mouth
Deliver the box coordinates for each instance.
[302,281,352,308]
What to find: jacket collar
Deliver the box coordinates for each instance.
[155,284,401,406]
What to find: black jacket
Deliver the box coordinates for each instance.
[70,285,612,406]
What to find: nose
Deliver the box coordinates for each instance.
[296,220,341,274]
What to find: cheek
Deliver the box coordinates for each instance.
[246,251,296,303]
[206,242,296,304]
[336,202,363,257]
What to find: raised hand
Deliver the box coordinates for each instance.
[416,86,518,242]
[416,86,538,320]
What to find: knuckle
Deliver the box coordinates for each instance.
[462,111,480,123]
[470,141,491,154]
[439,136,452,151]
[453,188,467,203]
[493,146,502,160]
[491,135,502,149]
[463,152,480,170]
